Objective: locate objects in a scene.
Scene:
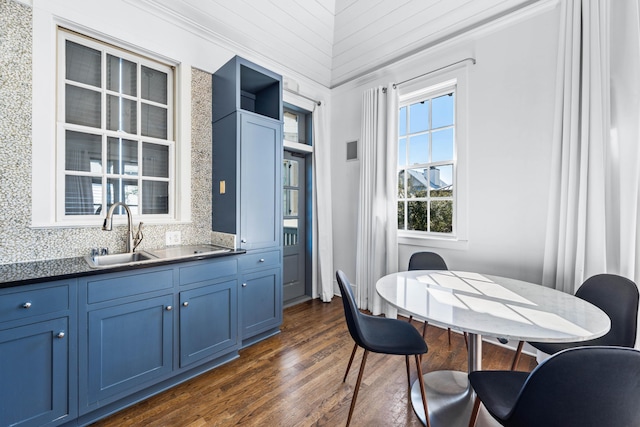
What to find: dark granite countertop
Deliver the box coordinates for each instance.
[0,248,245,289]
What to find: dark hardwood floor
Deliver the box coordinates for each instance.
[91,298,536,427]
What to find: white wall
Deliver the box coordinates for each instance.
[330,3,561,290]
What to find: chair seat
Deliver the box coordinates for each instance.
[358,313,428,355]
[468,371,529,420]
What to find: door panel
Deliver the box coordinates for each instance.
[283,151,306,303]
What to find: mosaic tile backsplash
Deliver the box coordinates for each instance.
[0,0,216,264]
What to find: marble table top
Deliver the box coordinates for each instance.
[376,270,611,343]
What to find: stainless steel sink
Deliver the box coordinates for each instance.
[148,244,231,260]
[85,251,158,268]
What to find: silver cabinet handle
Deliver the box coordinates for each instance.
[242,283,247,287]
[22,302,32,309]
[259,258,265,263]
[182,301,189,307]
[57,332,65,339]
[166,305,173,311]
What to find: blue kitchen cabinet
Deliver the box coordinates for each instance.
[78,268,174,414]
[179,279,238,367]
[239,249,282,345]
[212,111,283,251]
[178,257,239,368]
[212,56,284,346]
[0,281,77,427]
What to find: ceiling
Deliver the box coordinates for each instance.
[132,0,539,88]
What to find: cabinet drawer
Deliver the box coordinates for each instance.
[0,284,70,323]
[238,250,280,271]
[86,268,173,304]
[179,258,238,286]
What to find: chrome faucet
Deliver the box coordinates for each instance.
[102,202,143,252]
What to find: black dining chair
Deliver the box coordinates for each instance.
[510,273,639,371]
[468,346,640,427]
[336,270,431,427]
[407,252,465,346]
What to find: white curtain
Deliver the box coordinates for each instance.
[312,103,335,302]
[355,85,398,315]
[542,0,610,293]
[543,0,640,319]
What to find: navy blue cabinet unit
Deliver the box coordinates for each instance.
[212,56,284,346]
[0,280,77,427]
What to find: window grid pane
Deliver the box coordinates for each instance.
[60,31,174,219]
[398,89,455,234]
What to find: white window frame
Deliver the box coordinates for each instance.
[57,29,175,223]
[31,20,191,228]
[397,67,469,249]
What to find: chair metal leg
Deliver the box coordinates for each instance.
[408,315,414,323]
[464,332,469,350]
[343,343,358,382]
[511,340,524,371]
[447,328,452,345]
[346,349,369,427]
[422,321,428,339]
[468,396,481,427]
[415,354,431,427]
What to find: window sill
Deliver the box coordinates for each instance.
[398,232,468,250]
[31,217,191,229]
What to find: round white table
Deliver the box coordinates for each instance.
[376,270,611,427]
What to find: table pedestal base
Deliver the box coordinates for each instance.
[410,370,500,427]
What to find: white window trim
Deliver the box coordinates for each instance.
[31,16,191,228]
[396,66,469,248]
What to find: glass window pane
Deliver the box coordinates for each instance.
[398,170,405,198]
[398,137,406,167]
[283,218,298,246]
[409,101,429,133]
[407,168,428,198]
[65,40,101,87]
[398,201,405,230]
[407,201,428,231]
[141,66,167,104]
[432,93,454,128]
[65,176,102,215]
[283,159,299,187]
[107,95,137,133]
[66,131,102,172]
[107,178,139,214]
[142,143,169,178]
[66,85,101,128]
[408,134,428,165]
[283,189,299,216]
[430,200,453,232]
[108,137,138,175]
[429,165,453,196]
[432,128,454,162]
[141,103,168,139]
[399,106,407,136]
[142,180,168,214]
[284,112,298,143]
[107,55,137,96]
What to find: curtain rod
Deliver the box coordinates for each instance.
[392,57,476,89]
[284,88,322,106]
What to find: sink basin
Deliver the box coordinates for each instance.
[148,244,231,259]
[85,251,158,268]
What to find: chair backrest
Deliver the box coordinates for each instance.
[408,252,448,271]
[336,270,366,348]
[575,274,639,347]
[506,346,640,427]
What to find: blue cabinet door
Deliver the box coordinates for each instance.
[82,294,173,412]
[179,279,238,367]
[240,267,282,339]
[239,113,282,251]
[0,317,71,427]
